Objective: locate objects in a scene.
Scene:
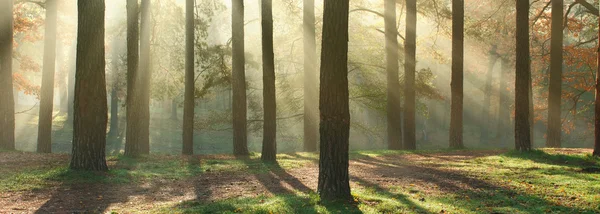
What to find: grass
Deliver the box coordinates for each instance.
[2,149,599,213]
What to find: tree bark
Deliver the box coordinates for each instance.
[403,0,417,150]
[317,0,352,202]
[303,0,318,152]
[515,0,532,151]
[37,0,58,153]
[0,0,15,150]
[594,13,600,157]
[183,0,195,155]
[125,0,142,156]
[138,0,151,154]
[386,0,402,150]
[261,0,276,162]
[232,0,248,156]
[450,0,464,149]
[546,0,563,148]
[70,0,108,171]
[480,46,497,145]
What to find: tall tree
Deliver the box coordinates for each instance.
[546,0,563,148]
[37,0,58,153]
[450,0,464,149]
[232,0,248,156]
[138,0,151,154]
[386,0,402,150]
[515,0,532,151]
[67,46,76,123]
[303,0,318,152]
[480,45,497,145]
[125,0,142,156]
[70,0,108,171]
[0,0,15,150]
[182,0,195,155]
[496,58,510,142]
[404,0,417,150]
[594,15,600,157]
[261,0,276,162]
[318,0,352,201]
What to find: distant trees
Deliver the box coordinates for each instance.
[385,0,402,150]
[317,0,352,201]
[404,0,417,150]
[0,0,15,151]
[70,0,108,170]
[182,0,195,155]
[449,0,464,149]
[108,41,120,138]
[232,0,249,156]
[480,45,497,144]
[546,0,563,148]
[261,0,277,162]
[515,0,532,151]
[37,0,57,153]
[303,0,318,152]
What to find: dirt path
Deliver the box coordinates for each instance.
[1,149,590,213]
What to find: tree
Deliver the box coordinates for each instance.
[480,45,497,144]
[318,0,352,201]
[303,0,318,152]
[0,0,15,151]
[594,14,600,157]
[37,0,57,153]
[138,0,151,154]
[404,0,417,150]
[108,40,120,138]
[232,0,248,156]
[70,0,108,171]
[496,58,510,142]
[449,0,464,149]
[125,0,142,156]
[261,0,276,162]
[546,0,563,148]
[182,0,195,155]
[386,0,402,150]
[515,0,532,151]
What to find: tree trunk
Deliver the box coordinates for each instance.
[232,0,248,156]
[496,58,510,141]
[67,46,76,123]
[58,41,68,114]
[183,0,195,155]
[108,41,119,138]
[386,0,402,150]
[37,0,58,153]
[0,0,15,150]
[70,0,108,171]
[125,0,142,156]
[303,0,318,152]
[317,0,352,202]
[171,99,178,120]
[403,0,417,150]
[480,45,497,145]
[138,0,151,154]
[594,14,600,157]
[546,0,563,148]
[450,0,464,149]
[515,0,532,151]
[261,0,277,162]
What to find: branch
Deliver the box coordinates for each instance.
[574,0,599,16]
[15,0,45,8]
[15,103,38,115]
[350,7,406,41]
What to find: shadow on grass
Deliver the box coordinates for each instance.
[503,150,600,169]
[351,176,433,214]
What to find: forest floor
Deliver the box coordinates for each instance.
[0,148,599,214]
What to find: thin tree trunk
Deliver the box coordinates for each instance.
[594,14,600,156]
[404,0,417,150]
[317,0,352,202]
[108,41,119,138]
[261,0,276,162]
[232,0,248,156]
[480,45,497,145]
[546,0,563,148]
[139,0,151,154]
[67,45,76,123]
[0,0,15,150]
[37,0,58,153]
[125,0,142,156]
[303,0,318,152]
[70,0,108,171]
[497,58,510,140]
[386,0,402,150]
[450,0,464,149]
[171,99,178,120]
[183,0,195,155]
[515,0,532,151]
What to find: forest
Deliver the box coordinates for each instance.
[1,0,600,213]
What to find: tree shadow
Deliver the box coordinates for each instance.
[351,176,433,214]
[502,150,599,169]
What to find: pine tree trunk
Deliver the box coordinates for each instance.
[232,0,248,156]
[317,0,352,202]
[70,0,108,171]
[480,46,497,145]
[497,59,510,141]
[450,0,464,149]
[138,0,151,154]
[594,15,600,157]
[38,0,57,153]
[182,0,195,155]
[0,0,15,150]
[515,0,532,151]
[261,0,276,162]
[546,0,563,148]
[125,0,141,156]
[303,0,318,152]
[386,0,402,150]
[404,0,417,150]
